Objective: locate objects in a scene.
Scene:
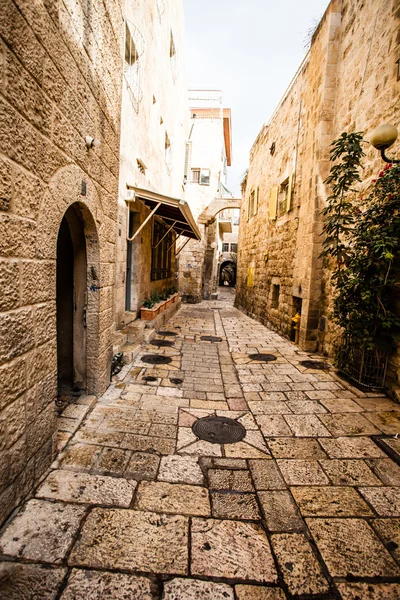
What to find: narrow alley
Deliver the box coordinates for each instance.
[1,290,400,599]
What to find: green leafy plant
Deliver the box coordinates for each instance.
[322,132,400,352]
[151,291,161,304]
[142,297,154,309]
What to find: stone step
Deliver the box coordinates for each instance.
[120,342,142,364]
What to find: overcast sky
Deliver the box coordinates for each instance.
[183,0,330,196]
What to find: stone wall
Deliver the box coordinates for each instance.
[236,0,399,392]
[0,0,123,524]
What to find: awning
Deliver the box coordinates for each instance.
[126,185,201,241]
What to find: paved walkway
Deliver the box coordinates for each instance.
[1,289,400,599]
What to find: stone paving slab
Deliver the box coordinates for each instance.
[258,490,304,532]
[36,470,135,506]
[336,582,400,599]
[191,517,277,582]
[291,486,373,517]
[69,508,189,574]
[60,570,156,599]
[158,455,204,484]
[0,562,66,599]
[135,481,210,516]
[0,499,85,563]
[235,587,287,600]
[271,532,329,595]
[306,518,400,577]
[163,577,234,599]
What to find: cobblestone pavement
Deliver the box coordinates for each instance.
[2,288,400,599]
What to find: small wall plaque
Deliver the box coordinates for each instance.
[81,180,87,196]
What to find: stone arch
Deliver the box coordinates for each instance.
[35,164,110,397]
[219,259,237,287]
[198,197,241,225]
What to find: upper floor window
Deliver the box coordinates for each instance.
[191,168,210,185]
[248,187,258,219]
[124,21,143,111]
[222,243,229,252]
[230,243,238,253]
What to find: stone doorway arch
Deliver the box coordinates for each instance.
[36,164,108,398]
[219,260,237,287]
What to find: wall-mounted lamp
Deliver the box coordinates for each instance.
[369,123,399,164]
[85,136,101,150]
[210,242,217,249]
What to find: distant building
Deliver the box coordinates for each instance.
[236,0,400,396]
[178,89,239,302]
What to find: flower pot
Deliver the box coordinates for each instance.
[158,301,166,313]
[140,305,159,321]
[172,293,179,303]
[165,298,173,309]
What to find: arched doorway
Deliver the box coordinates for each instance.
[219,260,237,287]
[56,203,88,395]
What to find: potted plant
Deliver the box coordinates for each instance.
[165,287,174,309]
[321,132,400,389]
[140,297,159,320]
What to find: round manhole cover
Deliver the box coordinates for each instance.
[248,353,277,362]
[150,340,175,347]
[143,375,158,382]
[200,336,223,343]
[141,354,172,365]
[170,377,183,385]
[300,360,331,370]
[157,331,177,336]
[192,416,246,444]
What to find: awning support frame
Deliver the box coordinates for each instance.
[153,221,177,249]
[175,237,190,256]
[127,202,162,242]
[167,232,181,253]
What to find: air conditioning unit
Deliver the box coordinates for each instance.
[125,189,136,201]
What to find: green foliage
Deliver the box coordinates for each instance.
[322,132,400,351]
[142,297,154,309]
[150,290,161,304]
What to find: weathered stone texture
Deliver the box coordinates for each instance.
[0,0,124,525]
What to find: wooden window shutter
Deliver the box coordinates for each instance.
[254,186,259,215]
[285,173,294,213]
[184,141,191,180]
[269,187,278,220]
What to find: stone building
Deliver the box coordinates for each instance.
[236,0,400,394]
[0,0,200,526]
[178,89,237,302]
[114,0,200,334]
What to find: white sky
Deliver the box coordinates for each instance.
[183,0,330,196]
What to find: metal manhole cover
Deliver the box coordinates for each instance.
[150,340,175,347]
[141,354,172,365]
[170,378,183,385]
[300,360,331,370]
[143,375,158,382]
[192,416,246,444]
[200,336,223,343]
[157,331,177,336]
[248,353,277,362]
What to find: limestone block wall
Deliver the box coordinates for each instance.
[115,0,188,323]
[236,0,400,393]
[0,0,123,524]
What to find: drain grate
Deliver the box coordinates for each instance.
[143,375,158,382]
[200,336,223,343]
[157,331,178,336]
[248,353,277,362]
[300,360,331,370]
[150,340,175,347]
[192,416,246,444]
[141,354,172,365]
[170,378,183,385]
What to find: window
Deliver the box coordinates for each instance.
[277,174,294,217]
[230,243,238,253]
[222,243,229,252]
[233,210,240,226]
[247,187,258,219]
[124,22,141,107]
[200,168,210,185]
[191,168,200,184]
[271,284,280,309]
[165,132,172,169]
[151,219,174,281]
[170,31,178,82]
[191,168,210,185]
